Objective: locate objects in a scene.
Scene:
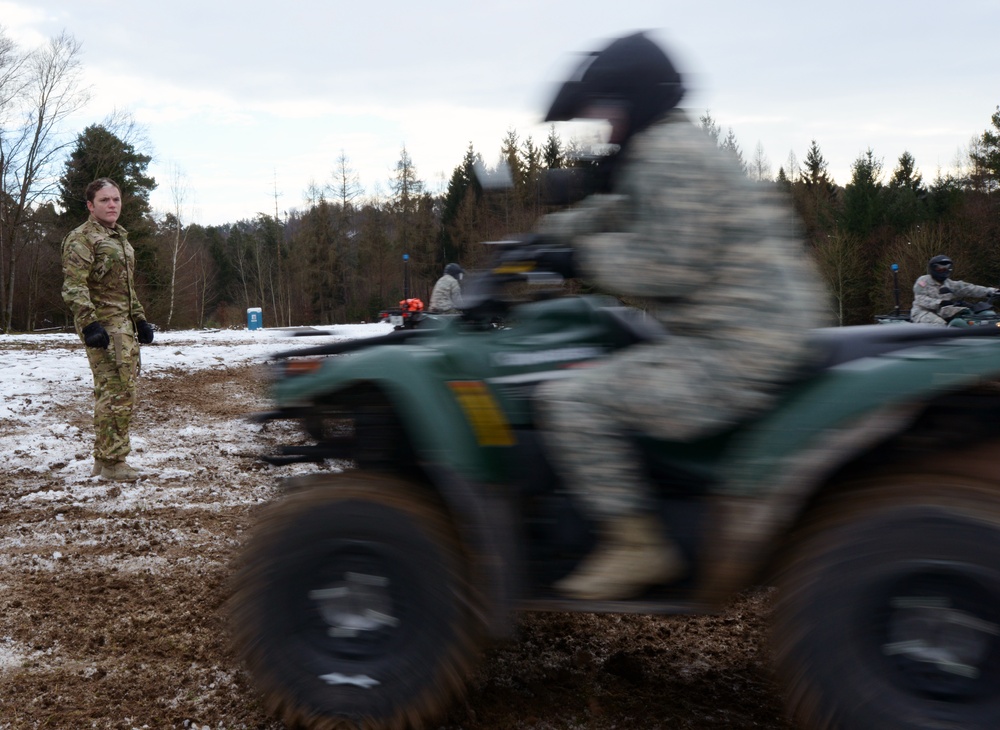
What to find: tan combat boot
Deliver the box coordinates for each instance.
[554,514,687,600]
[99,460,141,482]
[92,458,105,477]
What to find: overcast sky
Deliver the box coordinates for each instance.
[5,1,999,225]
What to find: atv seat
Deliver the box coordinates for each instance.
[640,324,1000,494]
[600,305,1000,374]
[805,323,1000,371]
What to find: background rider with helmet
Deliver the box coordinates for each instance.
[911,255,997,326]
[429,262,465,314]
[530,31,830,601]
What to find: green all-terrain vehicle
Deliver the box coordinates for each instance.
[231,240,1000,730]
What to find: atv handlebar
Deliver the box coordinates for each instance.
[460,238,577,324]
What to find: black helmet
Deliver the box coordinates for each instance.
[445,263,464,279]
[928,255,953,283]
[544,31,685,138]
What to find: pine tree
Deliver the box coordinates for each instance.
[499,129,524,188]
[520,135,544,217]
[776,166,791,192]
[800,140,833,189]
[841,148,884,237]
[791,140,839,245]
[885,151,927,232]
[388,146,423,260]
[971,104,1000,193]
[440,144,483,265]
[699,110,721,145]
[57,123,156,233]
[720,128,748,176]
[542,125,563,169]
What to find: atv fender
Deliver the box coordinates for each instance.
[696,401,921,605]
[694,336,1000,605]
[275,345,510,480]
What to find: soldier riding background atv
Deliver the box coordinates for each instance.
[876,262,1000,327]
[230,239,1000,730]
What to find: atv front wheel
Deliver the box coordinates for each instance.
[229,473,484,730]
[772,476,1000,729]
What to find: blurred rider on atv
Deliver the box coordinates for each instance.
[532,31,830,600]
[911,255,997,326]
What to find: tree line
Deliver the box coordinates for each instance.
[3,28,1000,332]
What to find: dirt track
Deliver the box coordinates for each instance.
[0,361,790,729]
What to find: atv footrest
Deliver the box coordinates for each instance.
[517,594,710,615]
[262,443,353,465]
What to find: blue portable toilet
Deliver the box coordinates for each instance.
[247,307,263,330]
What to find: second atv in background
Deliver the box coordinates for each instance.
[876,260,1000,327]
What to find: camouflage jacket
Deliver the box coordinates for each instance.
[61,216,146,334]
[911,274,993,318]
[429,274,464,313]
[536,109,830,386]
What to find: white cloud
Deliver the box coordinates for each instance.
[5,0,999,224]
[0,2,49,46]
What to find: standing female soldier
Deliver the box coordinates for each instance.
[61,178,155,481]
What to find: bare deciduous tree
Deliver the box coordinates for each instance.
[785,150,800,182]
[0,27,28,115]
[814,229,864,325]
[329,150,362,315]
[165,163,192,328]
[0,31,89,331]
[749,141,772,182]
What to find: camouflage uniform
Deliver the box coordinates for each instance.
[910,274,994,325]
[535,110,830,519]
[61,216,147,464]
[429,274,464,314]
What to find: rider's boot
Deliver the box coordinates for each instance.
[98,459,141,482]
[554,513,687,600]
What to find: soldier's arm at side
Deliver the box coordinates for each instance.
[61,234,98,328]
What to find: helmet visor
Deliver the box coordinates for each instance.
[931,262,953,276]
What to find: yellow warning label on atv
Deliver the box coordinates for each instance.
[448,380,516,447]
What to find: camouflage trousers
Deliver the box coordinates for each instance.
[535,338,780,520]
[910,309,948,326]
[85,330,141,462]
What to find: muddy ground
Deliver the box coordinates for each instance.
[0,356,791,729]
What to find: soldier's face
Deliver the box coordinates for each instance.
[87,186,122,227]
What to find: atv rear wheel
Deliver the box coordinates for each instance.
[229,473,484,730]
[772,475,1000,729]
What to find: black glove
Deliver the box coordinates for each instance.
[534,247,578,278]
[508,234,578,278]
[136,319,155,344]
[939,286,952,294]
[82,321,109,349]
